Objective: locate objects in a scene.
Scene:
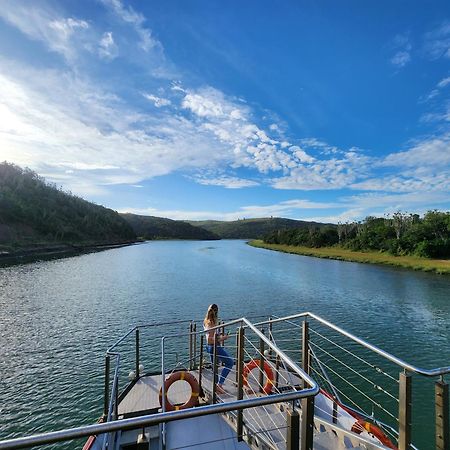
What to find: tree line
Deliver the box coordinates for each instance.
[0,162,136,247]
[263,211,450,258]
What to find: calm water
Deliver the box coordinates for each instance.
[0,240,449,448]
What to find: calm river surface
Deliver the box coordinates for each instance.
[1,240,449,448]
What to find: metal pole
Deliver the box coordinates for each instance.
[135,328,140,380]
[268,318,273,360]
[300,396,314,450]
[398,371,412,450]
[302,321,310,389]
[189,322,193,371]
[286,408,300,450]
[275,354,280,390]
[259,329,265,393]
[114,376,119,420]
[235,330,240,383]
[212,334,218,404]
[237,326,245,441]
[436,378,449,450]
[199,335,204,395]
[193,323,197,369]
[103,355,110,417]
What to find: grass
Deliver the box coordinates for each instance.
[248,240,450,275]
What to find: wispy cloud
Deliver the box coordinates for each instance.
[390,33,412,68]
[98,31,118,60]
[423,21,450,60]
[142,93,171,108]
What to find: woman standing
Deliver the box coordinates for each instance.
[203,304,234,394]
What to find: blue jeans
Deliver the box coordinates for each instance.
[206,345,234,385]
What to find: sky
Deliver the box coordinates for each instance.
[0,0,449,223]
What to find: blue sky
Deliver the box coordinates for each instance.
[0,0,449,222]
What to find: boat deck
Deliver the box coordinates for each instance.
[118,365,388,449]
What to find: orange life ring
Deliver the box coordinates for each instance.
[243,359,274,395]
[351,419,397,449]
[159,371,200,411]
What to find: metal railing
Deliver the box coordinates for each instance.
[1,312,448,450]
[258,312,450,450]
[0,315,319,450]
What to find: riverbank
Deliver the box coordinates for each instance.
[0,240,139,266]
[248,240,450,274]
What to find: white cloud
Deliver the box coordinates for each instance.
[437,76,450,88]
[423,21,450,60]
[391,51,411,67]
[142,93,171,107]
[0,2,90,61]
[194,176,259,189]
[101,0,159,52]
[98,31,118,60]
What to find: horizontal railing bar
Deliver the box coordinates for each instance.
[255,312,450,377]
[0,386,318,450]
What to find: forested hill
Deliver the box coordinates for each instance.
[0,162,136,252]
[121,213,220,240]
[187,217,329,239]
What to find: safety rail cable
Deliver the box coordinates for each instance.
[258,312,450,377]
[309,327,399,384]
[314,356,397,422]
[309,340,399,403]
[159,317,318,450]
[242,338,286,447]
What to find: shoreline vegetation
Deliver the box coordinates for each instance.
[248,240,450,275]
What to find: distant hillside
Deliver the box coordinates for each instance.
[187,217,330,239]
[121,213,220,240]
[0,162,136,252]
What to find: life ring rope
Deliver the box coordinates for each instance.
[159,371,200,411]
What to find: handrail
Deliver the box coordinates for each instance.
[0,379,318,450]
[254,312,450,377]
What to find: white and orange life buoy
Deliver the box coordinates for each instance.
[159,371,200,411]
[243,359,275,395]
[351,419,397,449]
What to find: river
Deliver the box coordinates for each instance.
[0,240,449,448]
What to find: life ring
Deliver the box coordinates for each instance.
[351,419,397,449]
[243,359,274,395]
[159,371,200,411]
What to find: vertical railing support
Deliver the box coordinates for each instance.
[259,329,265,393]
[300,396,314,450]
[103,355,110,417]
[398,371,412,450]
[189,322,193,371]
[302,320,310,389]
[275,354,280,390]
[135,328,140,380]
[114,376,119,420]
[235,330,240,383]
[212,334,218,404]
[237,326,245,441]
[268,318,273,360]
[436,378,449,450]
[287,408,300,450]
[193,323,197,369]
[199,335,204,394]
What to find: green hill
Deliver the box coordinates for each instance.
[0,162,136,253]
[121,213,220,240]
[187,217,330,239]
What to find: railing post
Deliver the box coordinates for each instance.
[268,318,273,359]
[193,323,197,369]
[135,328,140,380]
[237,326,245,441]
[103,355,110,417]
[199,335,204,394]
[235,330,240,383]
[287,408,300,450]
[398,371,412,450]
[114,376,119,420]
[436,378,449,450]
[275,354,280,390]
[259,329,265,393]
[300,396,314,450]
[302,320,310,389]
[189,322,193,371]
[212,334,218,404]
